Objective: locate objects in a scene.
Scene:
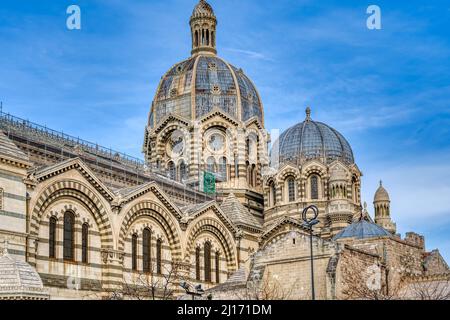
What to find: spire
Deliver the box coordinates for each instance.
[190,0,217,56]
[305,106,311,121]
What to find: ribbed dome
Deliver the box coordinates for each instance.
[374,181,390,202]
[274,108,354,165]
[0,250,49,299]
[148,55,263,128]
[192,0,215,17]
[333,220,391,241]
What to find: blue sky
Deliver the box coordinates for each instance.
[1,0,450,261]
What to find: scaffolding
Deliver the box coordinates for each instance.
[0,110,213,205]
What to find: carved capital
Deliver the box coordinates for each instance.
[101,249,125,266]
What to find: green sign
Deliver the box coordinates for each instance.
[203,171,216,194]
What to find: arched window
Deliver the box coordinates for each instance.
[132,234,138,271]
[156,238,162,275]
[252,164,257,186]
[195,247,201,280]
[142,228,151,273]
[81,223,89,264]
[195,30,199,47]
[168,161,176,180]
[215,252,220,283]
[246,161,251,186]
[49,217,57,259]
[311,175,319,200]
[269,182,276,206]
[179,160,187,182]
[352,176,358,202]
[287,177,296,202]
[63,211,75,261]
[207,157,216,173]
[234,155,239,178]
[204,242,211,282]
[206,29,210,46]
[219,157,227,181]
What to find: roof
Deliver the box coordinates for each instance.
[208,266,249,293]
[374,181,390,202]
[179,201,216,216]
[220,193,263,230]
[333,219,392,241]
[148,55,263,128]
[192,0,215,17]
[0,246,49,300]
[0,131,30,164]
[273,107,354,165]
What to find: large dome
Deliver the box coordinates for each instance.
[148,55,263,128]
[275,108,354,165]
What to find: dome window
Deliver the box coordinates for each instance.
[208,62,217,70]
[170,88,178,97]
[211,84,221,95]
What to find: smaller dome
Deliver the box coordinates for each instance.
[374,180,390,202]
[0,248,49,300]
[192,0,215,17]
[274,107,354,165]
[333,220,391,241]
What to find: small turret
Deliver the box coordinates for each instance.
[374,180,396,234]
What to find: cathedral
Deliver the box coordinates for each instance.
[0,0,448,300]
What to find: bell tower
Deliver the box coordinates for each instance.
[374,180,396,234]
[190,0,217,56]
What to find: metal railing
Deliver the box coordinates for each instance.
[0,110,214,203]
[0,110,145,170]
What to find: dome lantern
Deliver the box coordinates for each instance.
[190,0,217,56]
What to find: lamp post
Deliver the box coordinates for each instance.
[180,281,205,300]
[301,205,319,300]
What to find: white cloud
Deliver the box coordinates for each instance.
[223,48,274,61]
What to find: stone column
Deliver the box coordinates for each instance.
[101,249,124,298]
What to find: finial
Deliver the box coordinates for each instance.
[305,107,311,121]
[363,201,367,211]
[379,180,383,187]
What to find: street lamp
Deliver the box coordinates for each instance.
[180,281,205,300]
[301,205,319,300]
